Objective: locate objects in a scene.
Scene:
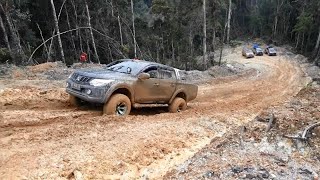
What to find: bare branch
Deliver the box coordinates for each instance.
[28,27,120,64]
[284,122,320,141]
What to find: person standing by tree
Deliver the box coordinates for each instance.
[80,52,88,66]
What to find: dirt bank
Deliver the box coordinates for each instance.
[165,84,320,179]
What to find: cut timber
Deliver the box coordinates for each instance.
[284,122,320,141]
[254,113,276,131]
[239,126,246,149]
[266,113,275,132]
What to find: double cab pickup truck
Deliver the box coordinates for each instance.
[66,59,198,116]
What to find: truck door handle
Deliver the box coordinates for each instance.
[154,83,159,86]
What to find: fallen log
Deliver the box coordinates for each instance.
[255,113,276,131]
[239,126,246,149]
[284,122,320,141]
[255,116,268,122]
[266,113,275,132]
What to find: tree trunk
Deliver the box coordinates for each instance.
[304,32,311,53]
[315,28,320,53]
[219,19,228,66]
[189,28,193,58]
[226,0,232,43]
[171,39,175,65]
[211,28,216,66]
[50,0,65,63]
[118,13,123,47]
[316,48,320,64]
[272,0,284,38]
[295,33,300,49]
[0,13,11,52]
[161,32,165,63]
[109,0,114,17]
[108,43,113,62]
[85,1,100,64]
[36,23,49,61]
[86,38,91,62]
[0,4,25,64]
[130,0,137,58]
[65,5,78,62]
[71,0,83,52]
[156,41,160,62]
[273,15,278,38]
[212,28,216,52]
[203,0,207,70]
[47,0,67,62]
[301,32,305,51]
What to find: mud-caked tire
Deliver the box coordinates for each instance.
[69,95,82,107]
[168,97,187,113]
[103,94,131,116]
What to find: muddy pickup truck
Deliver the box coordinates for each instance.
[66,59,198,116]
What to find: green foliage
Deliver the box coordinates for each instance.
[0,0,319,67]
[0,48,12,63]
[293,13,313,33]
[151,0,172,15]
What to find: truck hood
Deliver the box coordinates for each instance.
[75,69,136,81]
[268,48,276,53]
[256,48,263,52]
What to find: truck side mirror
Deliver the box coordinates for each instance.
[138,73,150,80]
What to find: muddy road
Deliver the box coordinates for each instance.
[0,48,309,179]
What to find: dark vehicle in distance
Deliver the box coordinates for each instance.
[242,47,254,58]
[264,46,277,56]
[66,59,198,116]
[253,47,263,56]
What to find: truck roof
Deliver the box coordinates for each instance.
[118,59,174,70]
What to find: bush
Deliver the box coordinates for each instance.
[0,48,11,63]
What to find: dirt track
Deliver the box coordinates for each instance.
[0,48,309,179]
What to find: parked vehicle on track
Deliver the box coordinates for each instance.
[252,44,263,56]
[242,47,254,58]
[264,46,277,56]
[66,59,198,116]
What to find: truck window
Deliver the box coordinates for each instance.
[143,66,159,78]
[159,69,176,79]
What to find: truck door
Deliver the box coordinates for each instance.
[157,68,177,102]
[134,66,161,103]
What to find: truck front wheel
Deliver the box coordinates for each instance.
[104,94,131,116]
[169,97,187,113]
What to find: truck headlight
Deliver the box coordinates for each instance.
[68,72,74,79]
[89,79,114,87]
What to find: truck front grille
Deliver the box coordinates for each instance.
[71,73,92,83]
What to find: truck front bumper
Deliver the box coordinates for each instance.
[66,80,108,104]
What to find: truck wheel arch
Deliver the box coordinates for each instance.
[169,91,187,104]
[106,85,134,103]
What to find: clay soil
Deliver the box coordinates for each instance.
[0,47,313,179]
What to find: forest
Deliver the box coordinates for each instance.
[0,0,319,70]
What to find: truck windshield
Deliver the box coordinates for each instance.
[269,48,276,53]
[106,61,145,75]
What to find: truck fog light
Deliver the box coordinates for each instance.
[86,89,92,95]
[66,82,70,88]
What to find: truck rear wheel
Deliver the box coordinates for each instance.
[104,94,131,116]
[69,95,81,106]
[169,97,187,113]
